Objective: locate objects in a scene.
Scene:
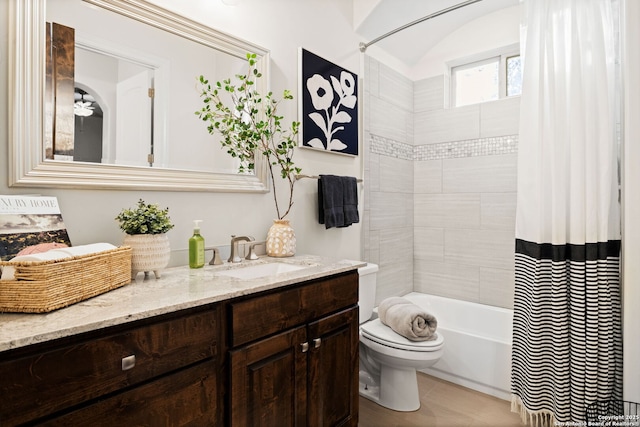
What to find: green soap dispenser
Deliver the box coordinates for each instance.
[189,220,205,268]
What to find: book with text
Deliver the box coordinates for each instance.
[0,195,72,261]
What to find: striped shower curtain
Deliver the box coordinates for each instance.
[511,0,623,425]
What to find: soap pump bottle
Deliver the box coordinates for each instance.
[189,220,205,269]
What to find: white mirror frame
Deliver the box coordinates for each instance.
[8,0,270,192]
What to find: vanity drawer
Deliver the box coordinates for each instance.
[0,307,217,425]
[45,360,220,426]
[229,271,358,347]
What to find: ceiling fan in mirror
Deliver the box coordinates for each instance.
[73,89,95,117]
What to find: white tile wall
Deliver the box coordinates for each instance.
[364,56,519,310]
[377,260,414,304]
[414,76,445,113]
[378,62,414,111]
[480,96,521,137]
[414,260,480,302]
[479,267,515,307]
[368,151,380,194]
[379,156,413,194]
[444,229,515,271]
[414,228,445,262]
[443,154,518,193]
[379,227,414,264]
[481,193,517,230]
[414,160,443,194]
[376,226,414,304]
[415,105,480,144]
[369,191,414,230]
[367,228,380,265]
[415,193,481,229]
[370,99,412,143]
[365,56,379,99]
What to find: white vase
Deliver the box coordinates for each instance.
[266,219,296,257]
[123,233,171,279]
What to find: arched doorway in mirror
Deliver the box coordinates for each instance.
[73,86,104,163]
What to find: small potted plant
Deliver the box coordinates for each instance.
[196,53,300,257]
[115,199,174,279]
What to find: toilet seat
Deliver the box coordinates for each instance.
[360,319,444,352]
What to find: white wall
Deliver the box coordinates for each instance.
[622,0,640,404]
[410,5,521,81]
[0,0,365,264]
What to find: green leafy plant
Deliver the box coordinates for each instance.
[115,199,175,235]
[196,53,301,220]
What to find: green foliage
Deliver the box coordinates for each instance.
[196,53,301,219]
[115,199,175,235]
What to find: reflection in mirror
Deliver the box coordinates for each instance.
[9,0,270,192]
[74,87,104,164]
[73,44,156,167]
[47,0,252,173]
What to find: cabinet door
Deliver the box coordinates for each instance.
[230,326,308,427]
[307,307,359,427]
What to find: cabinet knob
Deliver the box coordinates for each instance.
[121,354,136,371]
[313,338,322,349]
[300,342,309,353]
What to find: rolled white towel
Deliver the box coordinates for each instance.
[49,243,117,257]
[1,251,71,280]
[378,297,438,341]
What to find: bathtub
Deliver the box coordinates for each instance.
[400,292,513,401]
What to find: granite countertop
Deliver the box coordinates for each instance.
[0,255,365,353]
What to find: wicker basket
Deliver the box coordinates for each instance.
[0,246,132,313]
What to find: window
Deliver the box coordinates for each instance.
[450,46,521,107]
[506,55,522,97]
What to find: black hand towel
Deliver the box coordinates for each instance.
[341,176,359,227]
[318,175,344,229]
[318,175,359,229]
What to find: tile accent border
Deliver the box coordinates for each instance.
[370,134,519,161]
[415,135,519,160]
[370,135,414,160]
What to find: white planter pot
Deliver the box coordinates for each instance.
[123,233,170,279]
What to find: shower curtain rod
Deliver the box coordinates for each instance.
[359,0,483,53]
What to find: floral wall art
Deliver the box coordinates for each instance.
[299,48,358,156]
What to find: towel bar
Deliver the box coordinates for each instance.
[295,174,363,183]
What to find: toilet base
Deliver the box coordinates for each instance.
[358,365,420,412]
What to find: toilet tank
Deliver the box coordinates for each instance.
[356,262,379,324]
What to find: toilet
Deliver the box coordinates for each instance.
[356,262,444,412]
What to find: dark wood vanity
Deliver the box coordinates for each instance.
[0,266,359,426]
[228,271,359,426]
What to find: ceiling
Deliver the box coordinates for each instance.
[355,0,519,67]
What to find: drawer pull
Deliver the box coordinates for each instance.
[313,338,322,349]
[300,342,309,353]
[121,355,136,371]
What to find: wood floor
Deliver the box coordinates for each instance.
[358,373,524,427]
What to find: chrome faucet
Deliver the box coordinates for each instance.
[228,235,254,263]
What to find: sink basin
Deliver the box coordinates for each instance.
[215,262,311,280]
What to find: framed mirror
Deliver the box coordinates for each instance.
[8,0,270,192]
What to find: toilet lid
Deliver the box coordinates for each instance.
[361,319,444,352]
